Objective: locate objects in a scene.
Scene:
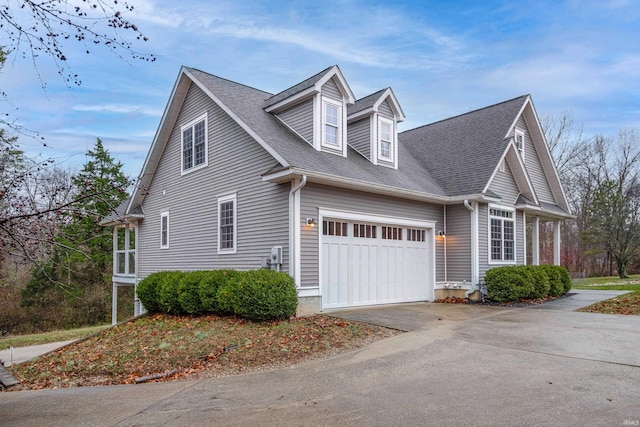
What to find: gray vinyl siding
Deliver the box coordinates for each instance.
[478,204,489,280]
[321,78,342,100]
[488,161,520,204]
[516,210,525,265]
[136,84,289,279]
[348,117,371,159]
[300,182,445,288]
[516,116,554,202]
[276,98,313,144]
[444,204,471,282]
[379,100,394,119]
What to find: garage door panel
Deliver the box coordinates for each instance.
[322,218,432,309]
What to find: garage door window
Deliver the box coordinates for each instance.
[323,220,348,236]
[353,223,377,238]
[381,226,402,240]
[407,228,426,242]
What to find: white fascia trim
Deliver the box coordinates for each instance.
[373,88,406,122]
[262,168,491,205]
[505,95,530,138]
[129,70,191,213]
[483,143,539,205]
[184,69,290,168]
[316,66,355,104]
[318,208,437,229]
[347,107,374,123]
[264,86,317,113]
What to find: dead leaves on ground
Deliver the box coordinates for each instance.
[577,292,640,316]
[5,315,398,391]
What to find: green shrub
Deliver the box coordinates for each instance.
[216,272,244,315]
[157,271,186,314]
[527,266,550,299]
[199,270,241,315]
[178,271,208,315]
[136,272,165,313]
[539,265,564,297]
[485,265,571,302]
[232,269,298,321]
[558,266,572,293]
[485,267,527,302]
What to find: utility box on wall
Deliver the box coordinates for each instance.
[271,246,283,265]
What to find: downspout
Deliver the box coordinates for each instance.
[289,175,307,287]
[464,200,478,299]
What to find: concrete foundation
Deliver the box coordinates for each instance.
[435,289,481,301]
[297,296,321,316]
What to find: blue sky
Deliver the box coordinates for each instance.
[3,0,640,178]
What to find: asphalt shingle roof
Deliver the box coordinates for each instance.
[348,88,387,116]
[263,65,334,109]
[399,96,528,196]
[187,67,447,197]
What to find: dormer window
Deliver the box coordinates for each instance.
[379,119,393,160]
[515,129,525,160]
[322,97,342,149]
[377,117,395,164]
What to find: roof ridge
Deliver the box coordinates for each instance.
[400,94,529,134]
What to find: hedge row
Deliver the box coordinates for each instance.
[484,265,571,303]
[135,269,298,321]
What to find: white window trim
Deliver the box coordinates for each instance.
[499,159,506,173]
[321,97,343,151]
[181,112,208,175]
[515,129,525,161]
[377,117,395,163]
[217,193,237,254]
[160,211,170,249]
[487,204,516,265]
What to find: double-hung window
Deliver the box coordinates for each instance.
[490,207,515,262]
[218,194,237,253]
[378,118,394,161]
[181,113,208,173]
[160,211,169,249]
[515,129,525,160]
[322,98,342,149]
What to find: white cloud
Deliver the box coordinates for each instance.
[73,104,162,116]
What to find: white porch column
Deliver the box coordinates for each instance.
[531,216,540,266]
[553,220,561,266]
[112,284,118,326]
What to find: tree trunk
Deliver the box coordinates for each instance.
[617,258,629,279]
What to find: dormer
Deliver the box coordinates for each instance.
[347,88,405,169]
[264,65,355,157]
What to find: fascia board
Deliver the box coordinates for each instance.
[128,67,191,213]
[263,86,317,113]
[317,65,356,104]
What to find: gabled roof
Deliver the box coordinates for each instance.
[400,95,529,197]
[126,66,449,212]
[348,87,406,122]
[263,65,355,112]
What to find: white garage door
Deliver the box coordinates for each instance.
[321,217,434,309]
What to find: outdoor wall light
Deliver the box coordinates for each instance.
[438,230,446,237]
[306,218,317,227]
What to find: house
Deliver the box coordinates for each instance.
[101,65,572,323]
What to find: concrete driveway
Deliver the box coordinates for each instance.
[2,290,639,426]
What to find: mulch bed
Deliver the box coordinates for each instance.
[435,293,576,307]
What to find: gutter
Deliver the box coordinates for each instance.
[289,175,307,287]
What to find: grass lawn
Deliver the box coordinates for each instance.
[572,274,640,290]
[4,314,397,391]
[0,325,110,351]
[571,274,640,315]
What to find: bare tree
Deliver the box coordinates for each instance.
[0,0,154,88]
